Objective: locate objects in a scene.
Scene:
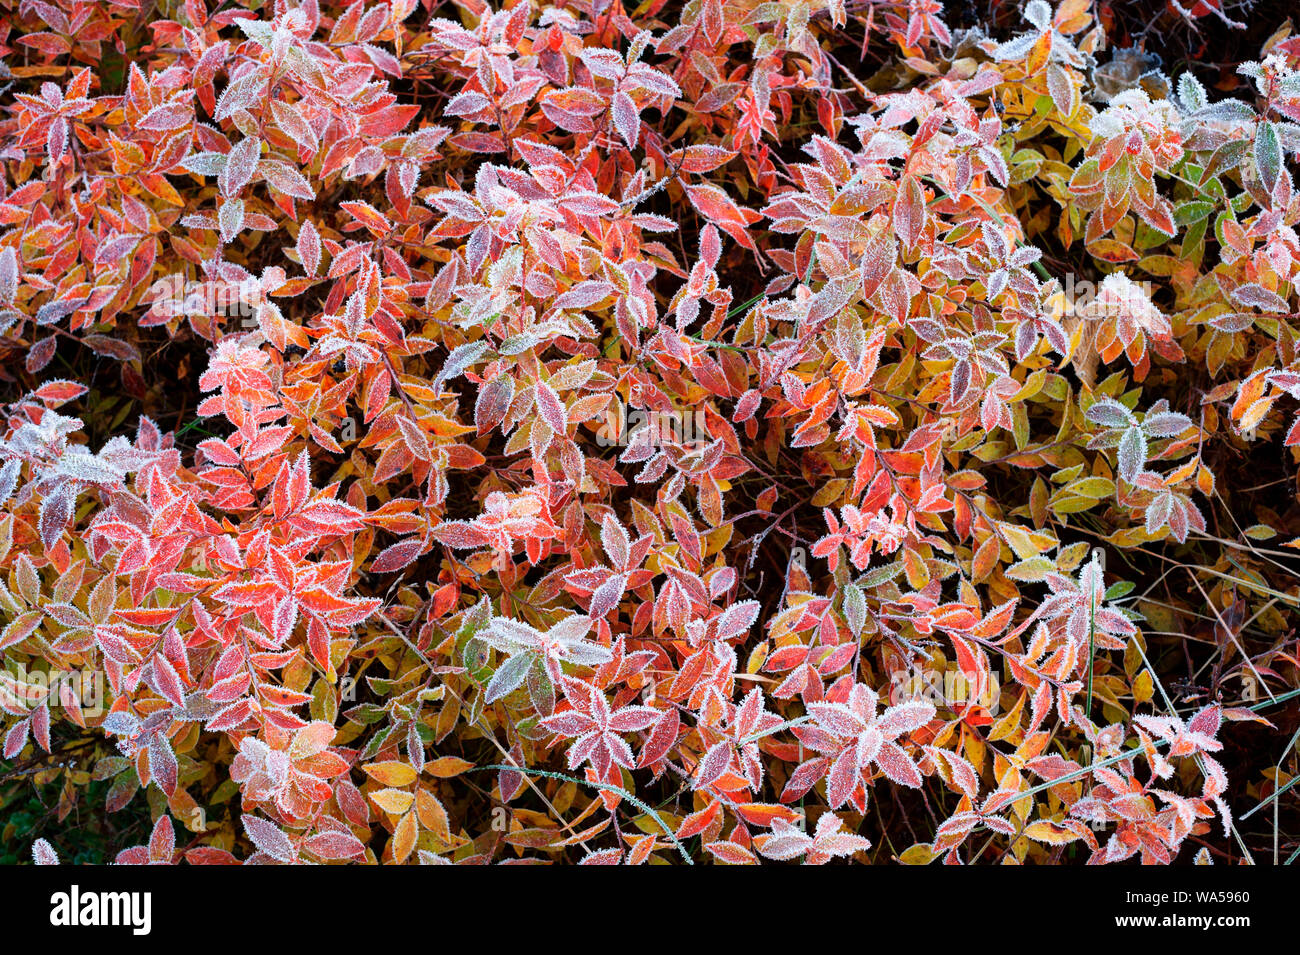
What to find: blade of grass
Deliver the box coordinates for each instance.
[473,764,694,864]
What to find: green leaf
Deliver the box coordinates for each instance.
[857,560,904,589]
[484,652,532,703]
[1173,200,1214,226]
[1104,580,1135,601]
[1006,556,1056,582]
[843,584,866,638]
[1243,524,1277,541]
[1060,476,1115,499]
[1255,120,1282,195]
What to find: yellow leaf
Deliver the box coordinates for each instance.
[1238,396,1274,432]
[971,534,1000,582]
[898,844,936,864]
[392,810,417,864]
[363,761,418,787]
[369,788,415,815]
[426,756,475,778]
[1196,465,1216,497]
[416,788,452,843]
[902,547,930,589]
[998,522,1057,560]
[990,691,1026,742]
[811,479,848,508]
[1133,669,1154,704]
[1024,820,1082,845]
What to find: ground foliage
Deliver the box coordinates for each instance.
[1,0,1299,865]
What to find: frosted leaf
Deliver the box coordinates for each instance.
[693,740,732,789]
[553,281,614,310]
[102,710,141,738]
[1142,411,1193,437]
[1085,397,1133,429]
[54,448,127,485]
[219,198,245,243]
[180,151,228,177]
[482,617,544,652]
[305,830,366,860]
[0,457,20,507]
[148,814,176,862]
[756,819,814,861]
[713,600,760,640]
[1117,427,1147,484]
[38,482,75,552]
[547,613,593,646]
[578,848,623,865]
[877,700,935,738]
[0,246,17,306]
[147,734,178,796]
[261,160,315,200]
[32,838,59,865]
[233,16,274,46]
[612,91,639,149]
[485,653,532,702]
[435,340,489,392]
[1255,120,1282,195]
[1023,0,1051,31]
[994,32,1039,62]
[535,381,567,432]
[600,515,630,569]
[1229,283,1289,314]
[430,520,490,549]
[444,91,491,118]
[874,739,924,788]
[296,220,321,276]
[1176,73,1208,113]
[589,573,627,618]
[579,48,626,80]
[242,813,297,863]
[809,812,871,862]
[219,136,261,198]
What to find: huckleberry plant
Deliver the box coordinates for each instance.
[0,0,1294,868]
